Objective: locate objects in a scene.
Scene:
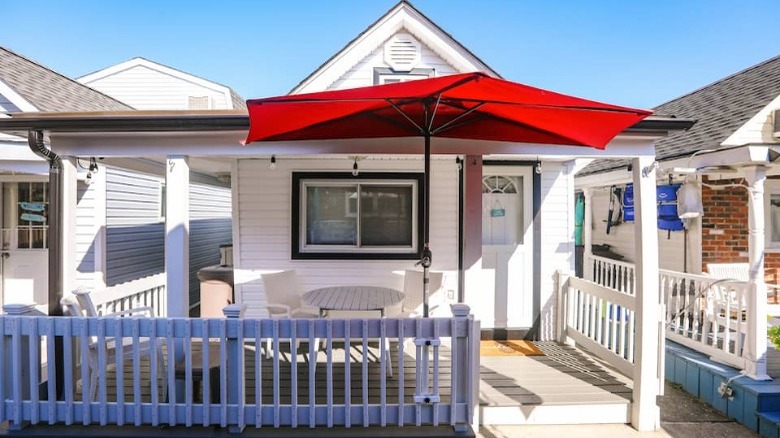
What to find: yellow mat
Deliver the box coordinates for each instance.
[480,340,544,357]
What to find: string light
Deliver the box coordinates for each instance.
[352,158,359,176]
[269,155,277,170]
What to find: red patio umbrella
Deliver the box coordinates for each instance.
[245,72,651,317]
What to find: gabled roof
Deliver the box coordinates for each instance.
[0,46,132,112]
[580,55,780,176]
[78,57,247,110]
[291,0,500,94]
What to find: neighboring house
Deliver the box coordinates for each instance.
[0,47,234,313]
[77,57,246,111]
[576,55,780,277]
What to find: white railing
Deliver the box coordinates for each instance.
[557,273,636,377]
[90,273,167,317]
[660,270,749,370]
[581,255,752,372]
[584,253,636,295]
[0,303,479,432]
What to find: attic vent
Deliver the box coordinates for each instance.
[384,33,421,72]
[774,109,780,139]
[188,96,211,110]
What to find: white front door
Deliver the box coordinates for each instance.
[470,168,533,329]
[1,182,49,310]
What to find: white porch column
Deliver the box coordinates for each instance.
[744,166,770,380]
[631,156,660,431]
[583,188,593,280]
[165,156,189,317]
[461,155,483,306]
[61,156,78,296]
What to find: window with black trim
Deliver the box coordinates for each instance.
[292,172,423,260]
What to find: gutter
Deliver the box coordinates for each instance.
[27,130,64,397]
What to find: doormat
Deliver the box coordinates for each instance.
[480,340,544,357]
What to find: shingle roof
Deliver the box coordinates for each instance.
[580,55,780,176]
[0,46,132,112]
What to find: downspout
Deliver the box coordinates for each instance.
[28,130,64,397]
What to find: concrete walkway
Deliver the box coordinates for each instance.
[477,381,759,438]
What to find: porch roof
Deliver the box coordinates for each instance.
[0,110,692,134]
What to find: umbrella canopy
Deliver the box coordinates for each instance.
[245,71,651,148]
[245,71,651,317]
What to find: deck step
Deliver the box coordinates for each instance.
[481,402,630,425]
[757,411,780,438]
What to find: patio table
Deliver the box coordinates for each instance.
[302,285,404,317]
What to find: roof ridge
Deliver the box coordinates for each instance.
[289,0,500,95]
[0,45,133,110]
[654,54,780,110]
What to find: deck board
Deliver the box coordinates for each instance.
[76,340,633,413]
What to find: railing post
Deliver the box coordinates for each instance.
[223,303,246,433]
[450,303,477,433]
[3,303,45,430]
[556,271,570,344]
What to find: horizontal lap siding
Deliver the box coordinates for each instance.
[189,183,232,307]
[235,158,459,318]
[105,167,164,286]
[81,65,230,110]
[75,180,96,287]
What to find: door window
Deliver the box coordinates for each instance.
[3,183,48,250]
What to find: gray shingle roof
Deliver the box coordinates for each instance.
[580,55,780,176]
[0,46,132,112]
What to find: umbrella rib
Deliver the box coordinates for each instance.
[430,102,485,136]
[427,94,443,134]
[386,98,425,135]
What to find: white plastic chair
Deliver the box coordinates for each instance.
[261,270,319,360]
[402,269,444,316]
[61,290,167,402]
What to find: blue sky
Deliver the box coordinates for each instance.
[2,0,779,108]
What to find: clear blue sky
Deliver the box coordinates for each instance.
[2,0,779,109]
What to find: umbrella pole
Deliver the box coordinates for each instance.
[421,132,433,317]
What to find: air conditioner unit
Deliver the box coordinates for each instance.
[774,108,780,139]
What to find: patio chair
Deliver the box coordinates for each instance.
[707,263,780,301]
[261,270,320,360]
[61,291,167,403]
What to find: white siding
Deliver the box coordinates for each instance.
[233,157,459,318]
[539,162,575,341]
[75,181,97,288]
[589,188,700,273]
[105,167,165,285]
[323,40,459,91]
[722,93,780,147]
[189,182,232,307]
[81,65,230,110]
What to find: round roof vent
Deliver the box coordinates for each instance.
[384,33,421,72]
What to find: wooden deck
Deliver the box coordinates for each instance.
[85,340,632,426]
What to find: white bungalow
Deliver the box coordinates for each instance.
[0,1,692,434]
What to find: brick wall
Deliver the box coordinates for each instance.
[700,177,780,282]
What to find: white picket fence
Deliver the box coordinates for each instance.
[90,273,167,317]
[584,254,751,372]
[0,303,479,431]
[557,273,636,377]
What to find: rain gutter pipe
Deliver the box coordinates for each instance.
[28,130,64,398]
